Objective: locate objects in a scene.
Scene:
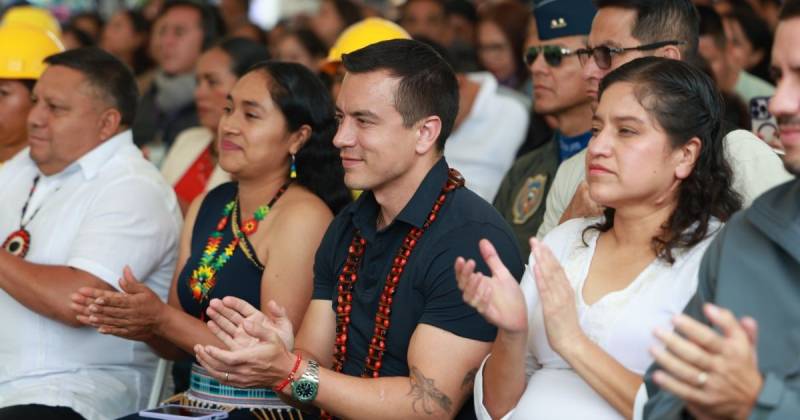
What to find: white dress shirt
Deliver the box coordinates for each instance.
[536,129,793,239]
[474,217,718,420]
[0,130,181,420]
[445,72,530,202]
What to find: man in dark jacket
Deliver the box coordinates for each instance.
[133,0,219,163]
[641,1,800,418]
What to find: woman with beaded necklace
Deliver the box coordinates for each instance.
[72,61,350,419]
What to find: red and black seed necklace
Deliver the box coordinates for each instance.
[331,168,464,378]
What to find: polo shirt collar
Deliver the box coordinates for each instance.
[348,157,450,239]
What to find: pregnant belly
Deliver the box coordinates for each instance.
[510,368,623,420]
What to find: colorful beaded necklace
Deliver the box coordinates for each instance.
[188,181,291,306]
[331,169,464,377]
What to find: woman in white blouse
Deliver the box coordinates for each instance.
[456,57,743,419]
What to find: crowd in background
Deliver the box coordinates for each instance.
[0,0,798,419]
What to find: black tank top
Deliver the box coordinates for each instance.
[177,182,263,318]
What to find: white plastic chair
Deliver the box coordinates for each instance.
[147,358,174,408]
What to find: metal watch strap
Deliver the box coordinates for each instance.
[290,359,321,403]
[300,359,320,382]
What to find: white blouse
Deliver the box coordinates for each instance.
[474,217,719,420]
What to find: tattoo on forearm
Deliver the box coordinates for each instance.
[408,366,453,415]
[461,368,478,390]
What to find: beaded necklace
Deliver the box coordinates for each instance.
[188,181,291,306]
[331,169,464,378]
[2,176,51,258]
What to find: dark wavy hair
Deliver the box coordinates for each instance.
[246,61,351,214]
[585,57,742,263]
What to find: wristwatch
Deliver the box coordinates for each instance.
[291,359,320,403]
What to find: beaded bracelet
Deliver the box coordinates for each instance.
[274,353,302,393]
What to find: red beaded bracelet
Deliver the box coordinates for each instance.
[274,353,302,392]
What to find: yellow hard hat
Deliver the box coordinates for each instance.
[0,24,65,80]
[326,18,410,64]
[1,6,61,37]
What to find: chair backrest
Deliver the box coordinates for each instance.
[147,358,174,408]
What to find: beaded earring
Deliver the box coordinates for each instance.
[290,154,297,179]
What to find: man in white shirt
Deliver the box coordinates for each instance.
[536,0,791,239]
[0,47,181,420]
[444,70,530,201]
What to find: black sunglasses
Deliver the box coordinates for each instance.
[575,40,686,70]
[523,45,578,67]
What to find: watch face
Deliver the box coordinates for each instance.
[293,379,318,402]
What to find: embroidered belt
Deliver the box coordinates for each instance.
[187,363,291,409]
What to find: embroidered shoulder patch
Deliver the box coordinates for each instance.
[512,174,547,224]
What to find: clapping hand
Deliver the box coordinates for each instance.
[650,304,762,419]
[71,266,165,341]
[455,239,527,334]
[530,238,584,356]
[195,297,296,388]
[559,181,604,224]
[205,296,294,351]
[195,316,295,389]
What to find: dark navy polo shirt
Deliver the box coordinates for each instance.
[312,158,524,419]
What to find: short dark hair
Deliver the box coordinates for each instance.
[594,0,699,59]
[159,0,222,49]
[780,0,800,20]
[62,24,95,48]
[213,37,270,77]
[44,47,139,127]
[245,61,352,214]
[697,5,726,49]
[284,28,328,60]
[329,0,364,28]
[588,57,742,263]
[341,39,459,151]
[445,0,478,23]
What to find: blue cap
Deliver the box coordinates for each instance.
[533,0,597,41]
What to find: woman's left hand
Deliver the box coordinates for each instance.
[530,238,584,355]
[195,318,294,389]
[71,266,166,341]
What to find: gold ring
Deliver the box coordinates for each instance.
[225,372,230,382]
[696,371,708,387]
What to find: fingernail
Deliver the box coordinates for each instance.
[706,303,719,316]
[652,370,665,383]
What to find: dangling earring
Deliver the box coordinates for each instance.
[290,154,297,179]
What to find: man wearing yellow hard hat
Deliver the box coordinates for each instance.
[0,5,61,37]
[321,17,410,98]
[0,22,64,166]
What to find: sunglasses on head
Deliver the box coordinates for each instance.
[575,40,686,70]
[523,45,578,67]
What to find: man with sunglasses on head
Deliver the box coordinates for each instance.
[493,0,596,256]
[536,0,792,239]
